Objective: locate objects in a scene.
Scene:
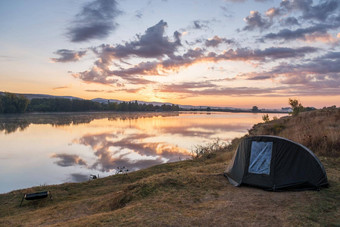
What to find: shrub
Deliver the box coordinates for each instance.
[191,139,230,159]
[262,114,270,123]
[289,98,304,116]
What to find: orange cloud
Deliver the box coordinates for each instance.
[53,86,69,90]
[305,33,339,43]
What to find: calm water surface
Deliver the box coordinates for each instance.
[0,111,285,193]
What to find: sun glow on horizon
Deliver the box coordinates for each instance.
[1,0,339,109]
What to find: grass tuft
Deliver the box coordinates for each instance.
[191,138,233,160]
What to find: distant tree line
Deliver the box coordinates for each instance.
[0,92,29,113]
[28,98,102,112]
[0,92,180,114]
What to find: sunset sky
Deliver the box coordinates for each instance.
[1,0,339,108]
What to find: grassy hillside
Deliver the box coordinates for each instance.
[249,106,340,157]
[1,108,339,226]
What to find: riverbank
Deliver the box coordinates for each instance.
[0,107,339,226]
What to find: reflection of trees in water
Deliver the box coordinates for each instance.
[0,120,30,134]
[107,112,179,121]
[0,112,179,133]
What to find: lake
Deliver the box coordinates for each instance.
[0,111,285,193]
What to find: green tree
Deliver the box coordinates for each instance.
[107,101,118,111]
[16,95,29,113]
[0,92,29,113]
[171,104,179,111]
[289,98,304,116]
[2,93,17,113]
[28,98,52,111]
[252,106,259,112]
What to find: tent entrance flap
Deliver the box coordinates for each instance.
[248,141,272,175]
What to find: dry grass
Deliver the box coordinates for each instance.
[249,107,340,157]
[0,107,339,226]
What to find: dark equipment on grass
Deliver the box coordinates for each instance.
[224,136,328,191]
[116,166,132,182]
[90,174,99,180]
[20,191,53,206]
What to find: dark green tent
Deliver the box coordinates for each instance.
[224,136,328,190]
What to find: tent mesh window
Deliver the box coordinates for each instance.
[248,141,273,175]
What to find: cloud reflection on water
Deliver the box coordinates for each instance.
[158,123,250,138]
[51,153,87,167]
[76,131,189,172]
[68,114,254,172]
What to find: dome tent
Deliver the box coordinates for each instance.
[224,136,328,190]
